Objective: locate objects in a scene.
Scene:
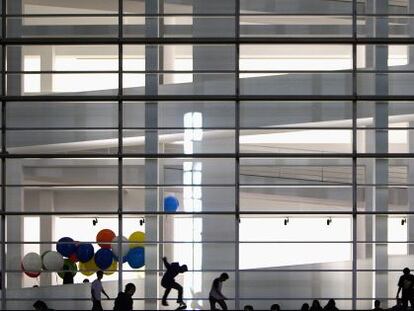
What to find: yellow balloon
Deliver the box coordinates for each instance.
[79,258,98,276]
[128,231,145,249]
[104,260,118,275]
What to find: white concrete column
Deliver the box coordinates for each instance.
[38,191,54,286]
[39,47,55,93]
[6,162,24,290]
[162,45,176,85]
[365,0,389,306]
[407,123,414,255]
[145,1,160,309]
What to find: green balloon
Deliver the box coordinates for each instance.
[57,259,78,279]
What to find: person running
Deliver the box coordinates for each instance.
[91,271,110,311]
[209,273,229,310]
[161,256,188,309]
[113,283,135,311]
[397,267,414,310]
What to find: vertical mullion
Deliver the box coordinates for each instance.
[235,0,240,310]
[117,0,123,294]
[352,0,358,309]
[1,0,6,308]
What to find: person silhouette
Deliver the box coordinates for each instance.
[310,300,323,311]
[161,256,188,309]
[323,299,339,311]
[372,299,383,311]
[301,303,310,311]
[91,271,110,311]
[113,283,135,311]
[243,305,254,311]
[209,273,229,310]
[270,303,281,311]
[396,267,414,310]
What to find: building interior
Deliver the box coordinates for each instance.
[1,0,414,310]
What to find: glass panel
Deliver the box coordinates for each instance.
[240,271,352,302]
[357,158,414,185]
[7,17,119,38]
[358,73,414,96]
[240,186,353,212]
[240,158,353,185]
[123,129,235,154]
[240,101,352,129]
[6,130,118,154]
[123,16,236,38]
[240,0,352,14]
[124,102,236,129]
[7,102,117,128]
[123,186,235,212]
[240,45,353,71]
[240,15,353,38]
[6,158,118,185]
[124,158,235,185]
[357,101,414,127]
[240,129,352,154]
[240,72,352,96]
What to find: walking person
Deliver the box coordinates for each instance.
[161,256,188,309]
[91,270,110,311]
[396,267,414,310]
[113,283,135,311]
[209,273,229,310]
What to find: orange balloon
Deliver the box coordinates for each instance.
[96,229,116,249]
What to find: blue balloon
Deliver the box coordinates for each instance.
[164,195,179,212]
[76,243,94,263]
[94,249,113,270]
[56,237,77,257]
[127,247,145,269]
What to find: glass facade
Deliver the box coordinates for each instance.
[0,0,414,310]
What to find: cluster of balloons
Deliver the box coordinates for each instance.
[21,229,146,279]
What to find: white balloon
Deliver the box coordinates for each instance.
[111,236,129,258]
[22,252,42,273]
[42,251,64,272]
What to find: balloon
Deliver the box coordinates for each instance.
[164,195,179,212]
[58,259,78,279]
[111,236,129,259]
[56,237,77,257]
[42,251,64,272]
[79,257,98,276]
[128,231,145,249]
[104,260,118,275]
[21,263,40,278]
[22,253,42,278]
[96,229,116,249]
[94,249,113,270]
[76,243,94,263]
[126,247,145,269]
[69,253,79,263]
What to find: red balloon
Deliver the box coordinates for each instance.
[69,253,79,263]
[21,263,40,278]
[96,229,116,249]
